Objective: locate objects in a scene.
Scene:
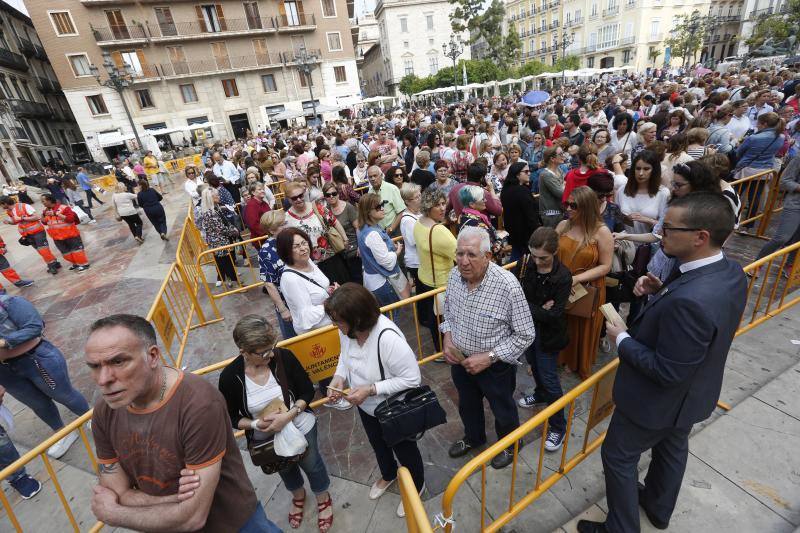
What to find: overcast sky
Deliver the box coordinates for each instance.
[3,0,29,16]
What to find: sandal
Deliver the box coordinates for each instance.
[288,493,305,529]
[317,494,334,533]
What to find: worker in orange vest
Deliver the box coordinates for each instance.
[0,195,62,275]
[40,194,90,272]
[0,235,34,294]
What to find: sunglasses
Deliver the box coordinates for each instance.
[324,191,339,198]
[289,192,305,201]
[374,200,389,211]
[563,201,578,210]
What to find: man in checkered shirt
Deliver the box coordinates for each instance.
[441,226,535,470]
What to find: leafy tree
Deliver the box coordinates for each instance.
[553,55,579,71]
[664,11,713,66]
[450,0,515,68]
[398,74,419,96]
[648,48,661,68]
[504,25,522,66]
[518,60,548,77]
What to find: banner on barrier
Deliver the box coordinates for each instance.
[586,364,618,433]
[151,297,177,353]
[283,327,340,382]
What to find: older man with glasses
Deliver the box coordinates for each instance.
[366,166,406,236]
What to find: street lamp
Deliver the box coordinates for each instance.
[553,30,576,86]
[295,47,319,126]
[441,35,464,103]
[89,51,142,150]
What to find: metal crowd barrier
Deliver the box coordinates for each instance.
[730,168,784,239]
[2,224,798,531]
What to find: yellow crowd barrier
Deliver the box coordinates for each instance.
[399,467,434,533]
[2,216,798,531]
[730,168,784,239]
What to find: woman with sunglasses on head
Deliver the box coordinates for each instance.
[556,186,614,380]
[322,182,361,284]
[539,147,567,228]
[283,181,350,285]
[356,193,410,306]
[387,166,409,190]
[219,315,333,532]
[615,150,670,234]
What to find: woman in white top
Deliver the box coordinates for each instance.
[356,193,410,307]
[219,315,333,532]
[277,227,337,335]
[112,182,145,244]
[615,150,670,234]
[325,283,424,518]
[661,134,694,188]
[610,112,635,159]
[352,153,369,186]
[399,183,422,279]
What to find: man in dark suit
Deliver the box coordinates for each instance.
[578,192,747,533]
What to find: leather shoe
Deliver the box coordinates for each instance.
[368,478,395,500]
[576,519,608,533]
[638,482,669,529]
[448,439,480,458]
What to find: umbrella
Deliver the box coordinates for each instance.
[695,66,712,76]
[521,90,550,107]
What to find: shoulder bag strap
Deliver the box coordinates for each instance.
[376,328,400,381]
[428,223,441,287]
[273,350,292,407]
[284,268,326,291]
[312,201,331,231]
[734,132,780,171]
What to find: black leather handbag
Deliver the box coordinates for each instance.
[373,329,447,448]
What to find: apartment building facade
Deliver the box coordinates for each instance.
[374,0,470,97]
[505,0,563,67]
[27,0,360,162]
[0,1,84,182]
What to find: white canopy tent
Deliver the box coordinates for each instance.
[361,95,396,103]
[97,131,139,148]
[143,126,184,136]
[181,121,221,131]
[270,110,304,121]
[313,104,342,113]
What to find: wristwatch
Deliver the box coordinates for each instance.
[488,351,498,364]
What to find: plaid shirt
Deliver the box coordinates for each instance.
[441,262,535,364]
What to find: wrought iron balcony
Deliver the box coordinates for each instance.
[6,99,52,119]
[0,48,28,71]
[602,5,619,17]
[158,52,285,78]
[276,13,316,32]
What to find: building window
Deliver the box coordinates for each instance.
[333,65,346,83]
[67,54,92,77]
[622,49,632,63]
[49,11,78,36]
[650,19,660,39]
[198,4,225,32]
[326,32,342,51]
[221,78,238,97]
[262,73,277,91]
[86,95,108,115]
[243,2,262,29]
[119,50,144,75]
[21,81,33,101]
[429,55,438,73]
[400,17,408,33]
[404,58,413,75]
[426,14,434,30]
[180,83,198,103]
[135,89,154,109]
[320,0,336,17]
[299,71,313,87]
[428,38,434,45]
[587,56,595,67]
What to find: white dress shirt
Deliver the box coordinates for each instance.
[280,264,331,334]
[213,160,240,184]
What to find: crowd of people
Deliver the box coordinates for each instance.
[0,61,797,533]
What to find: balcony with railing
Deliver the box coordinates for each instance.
[648,32,663,42]
[91,23,148,44]
[16,38,35,57]
[35,76,62,94]
[150,17,275,40]
[589,10,599,19]
[550,21,559,29]
[624,0,636,9]
[549,1,558,10]
[12,126,29,141]
[276,13,316,32]
[602,5,619,17]
[6,99,52,119]
[0,48,28,72]
[748,4,787,19]
[157,52,285,79]
[565,16,584,28]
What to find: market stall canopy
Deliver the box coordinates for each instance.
[270,110,304,121]
[462,82,486,89]
[181,121,221,131]
[97,131,139,147]
[143,126,184,136]
[313,103,343,113]
[361,95,396,103]
[497,78,520,85]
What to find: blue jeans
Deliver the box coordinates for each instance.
[0,341,90,431]
[274,307,297,341]
[0,425,27,483]
[756,208,800,264]
[372,281,399,307]
[524,337,566,433]
[277,423,330,495]
[239,502,282,533]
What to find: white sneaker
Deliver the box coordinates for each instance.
[88,219,97,224]
[324,397,352,410]
[47,432,79,459]
[215,280,222,287]
[396,482,425,517]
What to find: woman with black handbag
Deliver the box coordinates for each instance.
[219,315,333,532]
[324,283,426,518]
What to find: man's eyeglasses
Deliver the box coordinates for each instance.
[324,191,339,198]
[289,192,305,201]
[661,224,702,234]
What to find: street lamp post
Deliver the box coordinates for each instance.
[441,35,464,103]
[295,47,319,126]
[553,31,576,86]
[89,51,143,150]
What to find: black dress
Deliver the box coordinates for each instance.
[136,188,167,235]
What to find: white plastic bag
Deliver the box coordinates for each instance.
[273,421,308,457]
[72,205,91,224]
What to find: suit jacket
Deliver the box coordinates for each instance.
[614,257,747,430]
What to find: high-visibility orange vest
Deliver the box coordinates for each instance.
[9,203,45,236]
[42,205,80,240]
